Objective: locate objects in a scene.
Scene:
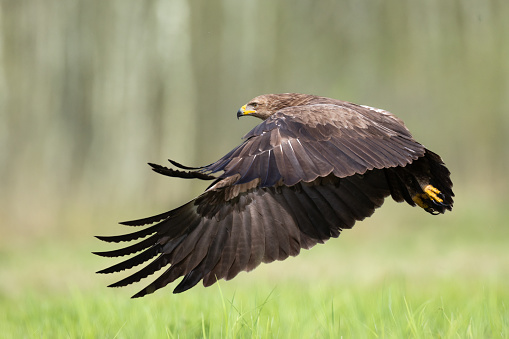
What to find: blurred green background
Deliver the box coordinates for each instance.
[1,0,508,309]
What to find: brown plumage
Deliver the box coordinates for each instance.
[95,93,454,298]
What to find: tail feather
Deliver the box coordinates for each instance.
[387,149,454,214]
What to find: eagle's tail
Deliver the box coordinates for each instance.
[385,149,454,214]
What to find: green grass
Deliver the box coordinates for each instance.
[1,194,508,338]
[1,279,507,338]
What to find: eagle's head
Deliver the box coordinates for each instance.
[237,93,319,120]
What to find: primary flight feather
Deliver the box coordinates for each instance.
[95,93,454,298]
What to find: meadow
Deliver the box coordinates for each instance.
[2,194,508,338]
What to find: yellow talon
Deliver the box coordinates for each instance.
[412,185,443,209]
[424,185,443,203]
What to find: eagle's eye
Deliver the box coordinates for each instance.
[250,102,258,108]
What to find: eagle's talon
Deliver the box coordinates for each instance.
[424,184,444,203]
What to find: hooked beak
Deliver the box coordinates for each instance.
[237,105,256,119]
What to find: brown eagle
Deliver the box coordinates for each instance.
[95,93,454,298]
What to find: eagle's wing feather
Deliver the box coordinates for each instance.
[97,170,391,298]
[204,104,425,187]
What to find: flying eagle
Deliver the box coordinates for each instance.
[95,93,454,298]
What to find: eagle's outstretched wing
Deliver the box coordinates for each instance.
[95,98,453,298]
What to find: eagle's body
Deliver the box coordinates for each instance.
[95,93,453,298]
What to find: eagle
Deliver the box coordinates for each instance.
[95,93,454,298]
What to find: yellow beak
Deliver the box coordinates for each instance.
[237,104,256,118]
